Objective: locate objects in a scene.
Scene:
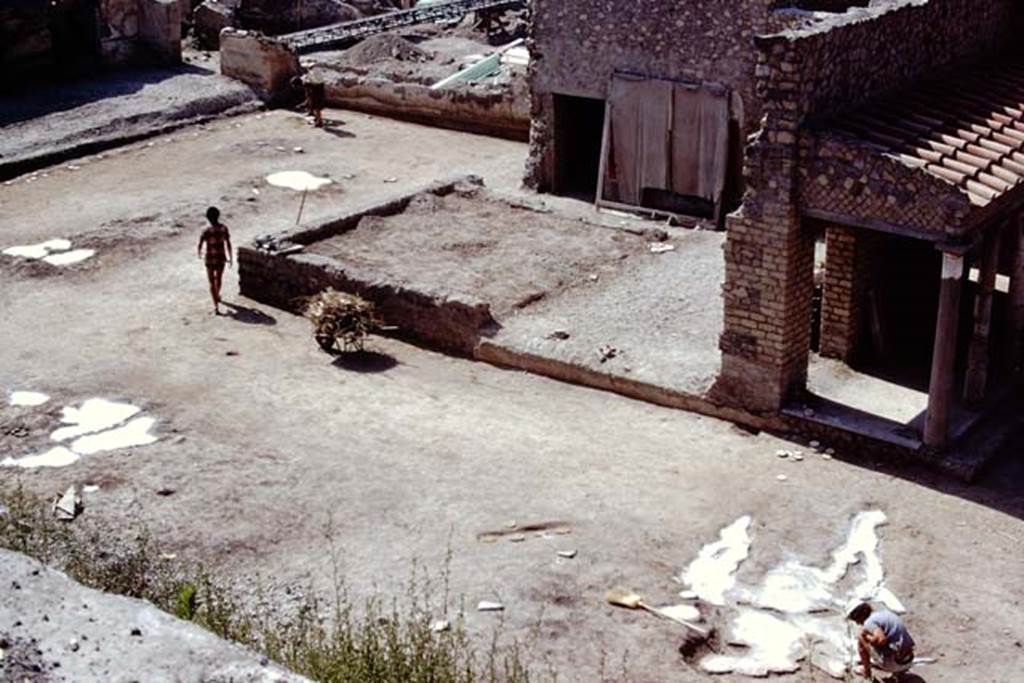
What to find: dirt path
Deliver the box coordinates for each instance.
[0,111,1022,682]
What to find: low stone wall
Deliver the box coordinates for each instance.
[319,72,529,141]
[238,175,498,356]
[220,28,300,103]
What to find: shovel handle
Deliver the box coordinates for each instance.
[639,602,709,638]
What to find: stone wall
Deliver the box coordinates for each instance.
[316,70,529,141]
[525,0,774,190]
[716,0,1020,412]
[138,0,183,64]
[0,1,51,77]
[239,176,497,356]
[220,28,300,103]
[798,133,973,240]
[1,0,181,77]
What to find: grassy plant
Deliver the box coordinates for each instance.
[0,481,533,682]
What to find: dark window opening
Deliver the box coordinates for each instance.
[552,94,605,201]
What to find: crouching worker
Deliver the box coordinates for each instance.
[847,600,916,680]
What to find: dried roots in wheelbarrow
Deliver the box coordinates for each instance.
[302,288,383,354]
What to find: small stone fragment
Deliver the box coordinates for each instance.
[776,449,789,458]
[477,601,504,612]
[508,534,526,543]
[809,440,821,449]
[557,549,577,559]
[430,619,450,633]
[776,474,788,482]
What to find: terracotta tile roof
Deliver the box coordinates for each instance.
[828,57,1024,207]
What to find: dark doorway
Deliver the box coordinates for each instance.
[552,94,605,200]
[48,0,100,77]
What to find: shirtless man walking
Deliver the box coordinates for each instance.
[197,206,232,314]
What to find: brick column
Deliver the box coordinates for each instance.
[717,135,816,411]
[820,225,874,362]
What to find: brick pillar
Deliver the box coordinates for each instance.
[820,225,874,361]
[524,92,556,192]
[715,39,816,413]
[716,137,815,411]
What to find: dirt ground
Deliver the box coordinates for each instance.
[307,190,649,315]
[1,109,1023,682]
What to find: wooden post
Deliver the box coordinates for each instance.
[924,252,964,448]
[964,229,1002,404]
[1005,215,1024,373]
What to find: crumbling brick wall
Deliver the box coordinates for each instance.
[525,0,775,191]
[716,0,1019,412]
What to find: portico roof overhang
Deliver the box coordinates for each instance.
[797,56,1024,251]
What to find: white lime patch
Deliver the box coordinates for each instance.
[42,249,95,266]
[3,238,92,266]
[52,398,141,442]
[2,397,159,470]
[266,170,333,192]
[1,446,80,469]
[70,416,158,455]
[686,510,906,679]
[9,391,50,407]
[677,515,752,605]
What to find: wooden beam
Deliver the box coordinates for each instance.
[1005,215,1024,373]
[924,253,965,448]
[964,228,1002,404]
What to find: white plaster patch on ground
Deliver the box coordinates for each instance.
[3,398,159,470]
[677,515,752,605]
[265,170,333,192]
[51,399,141,442]
[42,249,95,266]
[9,390,50,407]
[739,510,898,614]
[701,609,804,677]
[1,446,80,469]
[70,416,158,455]
[694,510,905,679]
[3,238,73,260]
[657,604,701,623]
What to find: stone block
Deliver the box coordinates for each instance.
[139,0,183,65]
[220,28,299,104]
[194,0,237,48]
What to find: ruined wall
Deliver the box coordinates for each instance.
[526,0,774,190]
[717,0,1020,412]
[1,0,181,81]
[317,71,529,141]
[220,28,300,103]
[0,1,52,77]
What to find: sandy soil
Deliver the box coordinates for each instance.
[308,190,648,315]
[1,110,1022,682]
